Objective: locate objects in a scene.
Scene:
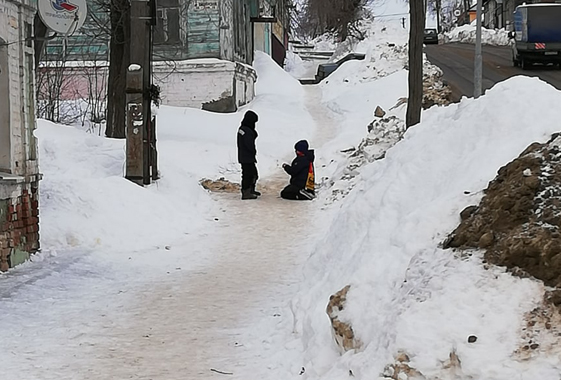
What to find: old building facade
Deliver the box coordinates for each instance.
[152,0,290,112]
[0,0,41,270]
[482,0,540,29]
[39,0,290,113]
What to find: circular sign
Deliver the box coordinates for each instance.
[453,9,461,17]
[38,0,88,35]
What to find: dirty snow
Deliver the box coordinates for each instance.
[443,24,511,46]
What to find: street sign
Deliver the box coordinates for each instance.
[38,0,87,35]
[454,9,461,17]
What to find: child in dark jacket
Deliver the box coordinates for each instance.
[281,140,316,200]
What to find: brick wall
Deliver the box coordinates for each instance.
[0,182,40,271]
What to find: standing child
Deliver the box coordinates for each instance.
[237,110,260,200]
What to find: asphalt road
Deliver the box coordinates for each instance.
[425,43,561,101]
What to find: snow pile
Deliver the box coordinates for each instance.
[37,51,315,253]
[36,121,215,252]
[310,33,338,52]
[292,76,561,379]
[326,112,406,202]
[284,50,310,78]
[306,19,449,203]
[443,24,511,46]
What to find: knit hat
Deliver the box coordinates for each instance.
[241,110,258,128]
[294,140,309,153]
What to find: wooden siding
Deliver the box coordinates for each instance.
[219,0,234,61]
[186,1,221,58]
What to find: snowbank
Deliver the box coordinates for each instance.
[444,24,511,46]
[293,76,561,379]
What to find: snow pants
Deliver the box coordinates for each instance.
[280,184,314,200]
[241,163,258,192]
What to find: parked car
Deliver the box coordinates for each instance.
[424,28,439,45]
[315,53,366,83]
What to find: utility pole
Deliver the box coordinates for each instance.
[474,0,483,98]
[126,0,157,185]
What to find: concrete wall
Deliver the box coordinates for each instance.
[37,59,257,113]
[152,59,256,112]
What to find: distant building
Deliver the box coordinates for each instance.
[40,0,291,113]
[0,0,41,270]
[458,3,477,25]
[481,0,557,29]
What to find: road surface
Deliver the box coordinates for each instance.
[425,43,561,101]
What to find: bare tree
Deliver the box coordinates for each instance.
[299,0,372,41]
[406,0,426,128]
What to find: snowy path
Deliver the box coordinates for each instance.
[0,85,339,380]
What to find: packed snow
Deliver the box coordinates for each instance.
[2,13,561,380]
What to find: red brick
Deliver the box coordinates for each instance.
[22,210,32,219]
[26,225,38,233]
[7,205,14,214]
[22,189,29,196]
[7,239,14,248]
[0,248,9,258]
[1,222,13,232]
[31,209,39,217]
[0,261,9,272]
[31,200,39,209]
[11,213,17,221]
[22,203,30,212]
[16,204,22,213]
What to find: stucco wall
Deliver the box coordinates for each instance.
[153,59,256,112]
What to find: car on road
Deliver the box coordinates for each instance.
[315,52,366,83]
[424,28,439,45]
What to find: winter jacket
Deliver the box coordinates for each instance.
[237,125,258,163]
[237,111,258,164]
[283,149,315,189]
